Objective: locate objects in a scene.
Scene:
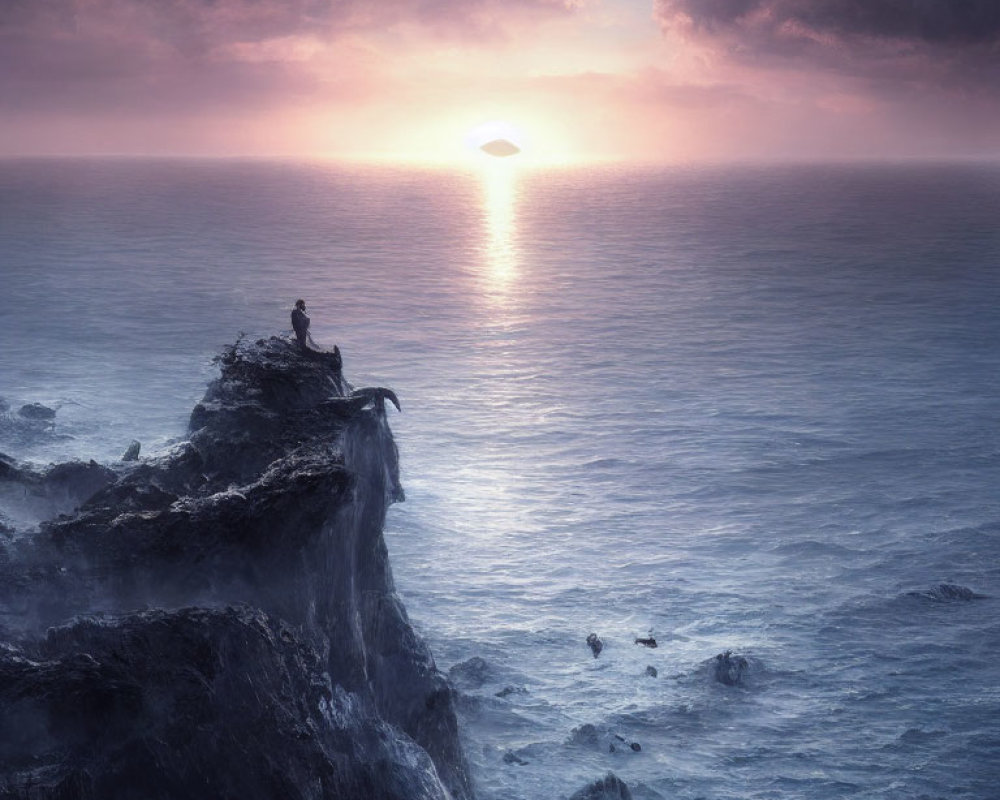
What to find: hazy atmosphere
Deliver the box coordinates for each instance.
[2,0,999,161]
[2,3,999,800]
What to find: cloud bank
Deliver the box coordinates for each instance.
[654,0,1000,90]
[0,0,579,114]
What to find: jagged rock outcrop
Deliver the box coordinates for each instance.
[568,772,633,800]
[0,336,472,800]
[0,453,116,531]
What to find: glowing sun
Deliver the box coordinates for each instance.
[466,120,524,158]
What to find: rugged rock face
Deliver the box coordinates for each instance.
[0,336,472,800]
[568,773,633,800]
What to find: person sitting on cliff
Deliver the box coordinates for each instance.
[290,299,345,388]
[291,299,313,350]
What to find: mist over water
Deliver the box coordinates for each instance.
[2,158,1000,799]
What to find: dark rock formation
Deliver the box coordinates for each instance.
[713,650,750,686]
[610,734,641,753]
[0,336,472,800]
[17,402,56,421]
[448,656,492,691]
[644,665,658,678]
[567,724,601,748]
[121,440,141,461]
[0,454,117,529]
[495,685,528,699]
[567,725,641,756]
[634,637,657,649]
[905,583,987,602]
[568,772,633,800]
[586,632,603,658]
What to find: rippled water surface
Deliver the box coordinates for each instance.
[2,158,1000,799]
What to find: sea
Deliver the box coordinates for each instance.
[1,158,999,800]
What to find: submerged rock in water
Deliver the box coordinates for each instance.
[587,632,604,657]
[569,772,633,800]
[567,724,642,756]
[18,402,56,421]
[567,723,601,748]
[495,685,529,699]
[906,583,987,602]
[0,335,471,800]
[448,655,492,691]
[0,406,69,450]
[610,734,641,753]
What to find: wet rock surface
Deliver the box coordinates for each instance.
[568,772,633,800]
[712,650,750,686]
[905,583,987,602]
[0,336,472,800]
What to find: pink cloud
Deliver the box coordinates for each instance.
[0,0,581,114]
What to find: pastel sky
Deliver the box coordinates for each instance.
[2,0,998,161]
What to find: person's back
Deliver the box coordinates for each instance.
[291,299,310,347]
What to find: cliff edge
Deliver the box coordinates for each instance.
[0,336,473,800]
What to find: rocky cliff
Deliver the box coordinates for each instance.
[0,336,473,800]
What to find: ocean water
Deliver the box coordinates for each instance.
[2,158,1000,799]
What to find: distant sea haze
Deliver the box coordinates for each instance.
[2,159,999,800]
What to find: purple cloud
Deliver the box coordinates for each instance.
[655,0,1000,90]
[0,0,579,114]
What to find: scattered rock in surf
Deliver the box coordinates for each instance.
[122,440,141,461]
[587,632,604,657]
[448,656,492,690]
[634,636,657,648]
[905,583,987,602]
[0,410,69,449]
[645,665,658,678]
[610,733,641,753]
[18,403,56,421]
[567,723,601,748]
[495,685,528,699]
[569,772,633,800]
[713,650,749,686]
[502,750,528,766]
[568,724,642,756]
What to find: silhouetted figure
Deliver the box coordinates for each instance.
[291,299,311,349]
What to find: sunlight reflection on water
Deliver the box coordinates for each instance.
[480,161,518,299]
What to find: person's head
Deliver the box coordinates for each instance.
[295,299,306,311]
